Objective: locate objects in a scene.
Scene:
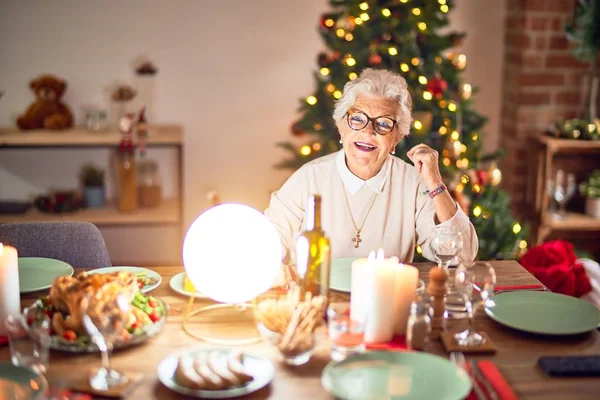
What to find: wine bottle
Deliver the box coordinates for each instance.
[295,194,331,299]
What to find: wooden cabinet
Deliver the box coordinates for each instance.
[526,135,600,247]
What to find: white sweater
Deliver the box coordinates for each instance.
[265,150,478,264]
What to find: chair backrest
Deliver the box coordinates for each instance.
[0,222,112,268]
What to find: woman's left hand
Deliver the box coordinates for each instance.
[407,144,444,189]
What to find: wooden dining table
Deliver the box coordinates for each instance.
[1,260,599,399]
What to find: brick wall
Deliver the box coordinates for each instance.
[500,0,591,213]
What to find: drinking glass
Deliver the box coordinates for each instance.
[327,304,365,361]
[453,261,496,346]
[81,294,131,390]
[406,297,431,351]
[5,307,50,374]
[430,226,463,270]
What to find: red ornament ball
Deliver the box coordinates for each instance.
[475,170,489,186]
[318,52,330,67]
[291,123,303,137]
[369,54,382,66]
[427,76,448,96]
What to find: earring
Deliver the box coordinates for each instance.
[339,139,343,144]
[391,149,396,155]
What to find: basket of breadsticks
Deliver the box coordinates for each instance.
[255,286,327,365]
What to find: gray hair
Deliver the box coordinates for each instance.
[333,68,413,138]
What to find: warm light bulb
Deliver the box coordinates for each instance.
[435,56,442,64]
[400,63,410,72]
[519,240,528,249]
[513,223,522,235]
[438,0,446,4]
[461,144,467,153]
[388,47,398,56]
[456,54,467,69]
[345,33,354,41]
[472,184,481,193]
[441,4,449,12]
[333,90,343,99]
[411,57,420,66]
[461,175,469,184]
[416,245,422,254]
[473,206,482,217]
[314,123,322,131]
[439,126,447,135]
[346,57,356,66]
[354,17,363,25]
[325,19,335,27]
[414,120,423,130]
[439,100,448,108]
[423,91,432,100]
[453,141,461,151]
[182,204,282,304]
[306,96,317,105]
[326,84,335,93]
[456,183,464,192]
[312,142,322,151]
[448,102,457,112]
[300,145,312,156]
[418,22,427,31]
[359,2,369,10]
[491,168,502,185]
[472,132,479,141]
[412,8,421,15]
[443,157,451,166]
[418,76,428,84]
[336,29,345,37]
[360,12,370,21]
[349,72,358,80]
[451,131,460,141]
[400,0,408,3]
[320,67,330,76]
[382,8,391,17]
[462,83,472,99]
[461,158,469,168]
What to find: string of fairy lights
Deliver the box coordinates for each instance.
[295,0,526,254]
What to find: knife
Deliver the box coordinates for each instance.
[471,360,500,400]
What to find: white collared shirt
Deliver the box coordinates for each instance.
[335,149,392,195]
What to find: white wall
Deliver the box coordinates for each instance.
[0,0,504,264]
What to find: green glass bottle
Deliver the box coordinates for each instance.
[295,194,331,299]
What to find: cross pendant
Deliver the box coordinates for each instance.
[352,231,362,248]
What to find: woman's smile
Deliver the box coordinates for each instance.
[354,141,378,152]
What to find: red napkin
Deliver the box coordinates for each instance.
[366,335,408,351]
[520,240,592,298]
[478,360,518,400]
[0,335,7,346]
[495,284,545,292]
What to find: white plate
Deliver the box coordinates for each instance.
[88,266,162,293]
[157,348,274,398]
[169,272,209,298]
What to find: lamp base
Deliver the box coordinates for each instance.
[182,300,261,345]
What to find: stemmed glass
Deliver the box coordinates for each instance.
[430,226,463,270]
[453,261,496,346]
[81,294,131,390]
[550,170,576,220]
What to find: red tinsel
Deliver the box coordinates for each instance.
[519,240,592,297]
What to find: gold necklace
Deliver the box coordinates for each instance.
[342,182,379,248]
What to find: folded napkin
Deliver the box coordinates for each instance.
[0,335,7,346]
[578,258,600,309]
[366,335,408,351]
[495,284,545,292]
[478,360,518,400]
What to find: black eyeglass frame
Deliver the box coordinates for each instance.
[346,110,397,135]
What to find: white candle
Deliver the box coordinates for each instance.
[363,249,397,343]
[393,263,419,335]
[350,251,374,326]
[0,243,20,336]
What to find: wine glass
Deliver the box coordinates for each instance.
[430,226,463,270]
[453,261,496,346]
[81,294,131,390]
[552,170,577,220]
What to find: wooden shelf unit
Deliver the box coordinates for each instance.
[0,125,182,148]
[0,198,180,226]
[526,135,600,244]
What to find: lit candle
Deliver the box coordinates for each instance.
[363,249,397,343]
[393,263,419,335]
[0,243,20,335]
[350,251,374,325]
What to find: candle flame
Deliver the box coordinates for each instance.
[376,248,385,260]
[367,251,375,266]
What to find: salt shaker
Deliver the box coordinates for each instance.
[406,296,431,351]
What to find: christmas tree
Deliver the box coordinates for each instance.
[275,0,527,260]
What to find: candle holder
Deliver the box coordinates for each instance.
[181,204,282,345]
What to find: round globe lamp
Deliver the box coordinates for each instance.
[182,203,282,344]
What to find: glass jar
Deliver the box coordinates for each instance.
[85,109,108,132]
[118,153,138,212]
[137,157,162,208]
[406,296,431,351]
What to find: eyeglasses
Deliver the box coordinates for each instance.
[346,110,397,135]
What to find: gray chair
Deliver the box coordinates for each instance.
[0,222,112,268]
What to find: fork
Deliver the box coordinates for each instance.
[449,352,488,400]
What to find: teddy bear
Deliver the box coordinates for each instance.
[17,74,74,130]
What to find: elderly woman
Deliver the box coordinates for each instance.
[266,69,478,264]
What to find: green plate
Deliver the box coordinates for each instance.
[18,257,74,293]
[0,362,48,400]
[485,291,600,335]
[322,351,471,400]
[330,258,357,293]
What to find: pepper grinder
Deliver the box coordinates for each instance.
[428,267,447,339]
